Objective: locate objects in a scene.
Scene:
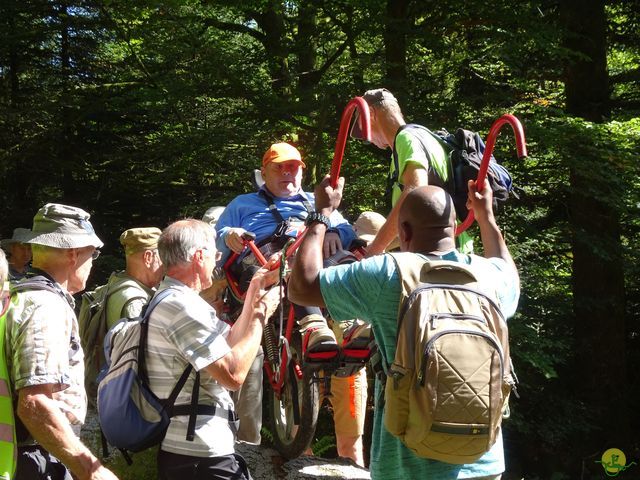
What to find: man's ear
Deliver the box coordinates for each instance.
[67,248,80,267]
[399,221,412,245]
[142,249,154,267]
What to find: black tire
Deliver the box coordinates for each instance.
[268,331,320,459]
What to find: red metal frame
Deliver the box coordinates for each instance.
[455,114,528,236]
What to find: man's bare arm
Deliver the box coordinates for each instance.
[468,180,519,280]
[289,176,345,307]
[366,164,428,256]
[205,259,280,390]
[18,385,118,480]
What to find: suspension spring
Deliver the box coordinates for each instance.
[263,323,279,366]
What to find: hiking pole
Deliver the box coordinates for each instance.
[455,114,528,236]
[283,97,372,259]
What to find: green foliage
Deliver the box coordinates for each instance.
[1,1,639,478]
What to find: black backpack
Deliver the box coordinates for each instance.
[390,124,518,222]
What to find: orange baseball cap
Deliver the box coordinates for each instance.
[262,142,306,168]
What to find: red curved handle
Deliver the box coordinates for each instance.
[455,114,527,236]
[330,97,371,187]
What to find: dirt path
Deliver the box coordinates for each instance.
[237,443,371,480]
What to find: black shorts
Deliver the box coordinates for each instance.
[158,450,253,480]
[16,445,73,480]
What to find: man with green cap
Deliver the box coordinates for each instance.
[104,227,163,329]
[5,203,118,480]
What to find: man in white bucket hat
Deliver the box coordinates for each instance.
[5,203,118,480]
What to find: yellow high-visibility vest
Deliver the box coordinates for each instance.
[0,308,16,480]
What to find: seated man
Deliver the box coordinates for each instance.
[216,141,356,356]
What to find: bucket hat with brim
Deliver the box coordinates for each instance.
[25,203,104,249]
[1,228,32,249]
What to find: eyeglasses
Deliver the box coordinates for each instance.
[91,249,101,260]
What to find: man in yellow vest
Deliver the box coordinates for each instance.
[0,248,16,480]
[5,204,118,480]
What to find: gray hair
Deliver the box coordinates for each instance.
[362,88,404,119]
[158,219,216,269]
[0,249,7,285]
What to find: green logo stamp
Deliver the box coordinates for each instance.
[595,448,637,477]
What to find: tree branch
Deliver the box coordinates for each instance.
[609,66,640,85]
[201,18,266,43]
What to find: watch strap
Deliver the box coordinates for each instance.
[305,212,331,229]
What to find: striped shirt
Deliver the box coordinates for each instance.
[146,277,235,457]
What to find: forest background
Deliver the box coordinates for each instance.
[1,1,639,479]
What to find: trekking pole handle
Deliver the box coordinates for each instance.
[455,114,527,236]
[330,97,371,187]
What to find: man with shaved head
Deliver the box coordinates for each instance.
[289,178,519,480]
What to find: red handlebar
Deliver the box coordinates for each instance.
[330,97,371,187]
[455,114,527,236]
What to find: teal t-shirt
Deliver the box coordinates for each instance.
[319,252,519,480]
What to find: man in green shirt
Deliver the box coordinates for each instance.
[352,88,473,253]
[105,227,163,328]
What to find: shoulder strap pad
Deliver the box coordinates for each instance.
[10,275,63,297]
[389,252,479,301]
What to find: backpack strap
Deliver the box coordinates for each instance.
[258,188,287,224]
[258,187,313,222]
[389,252,480,303]
[137,288,177,379]
[10,275,66,300]
[388,124,453,199]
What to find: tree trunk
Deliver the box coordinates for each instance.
[562,0,628,452]
[257,1,290,98]
[58,1,79,203]
[383,0,409,102]
[295,2,320,184]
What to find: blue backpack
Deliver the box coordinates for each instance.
[391,124,517,222]
[97,288,195,455]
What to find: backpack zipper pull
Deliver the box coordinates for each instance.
[391,370,403,390]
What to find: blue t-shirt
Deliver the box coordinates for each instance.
[319,252,519,480]
[216,187,356,263]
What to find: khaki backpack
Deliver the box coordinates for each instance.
[384,252,516,465]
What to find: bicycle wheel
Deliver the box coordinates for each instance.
[268,331,320,459]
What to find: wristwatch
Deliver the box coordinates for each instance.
[305,212,331,229]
